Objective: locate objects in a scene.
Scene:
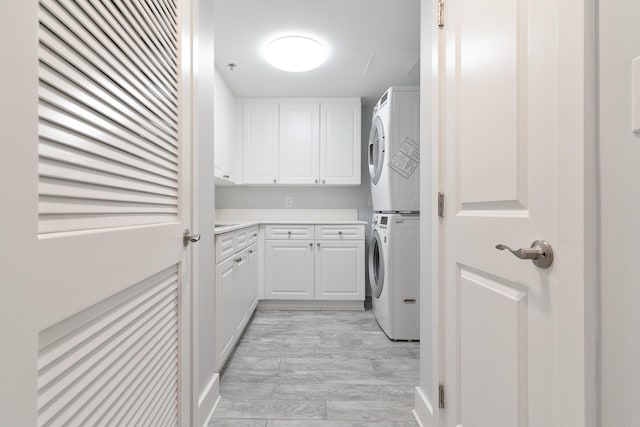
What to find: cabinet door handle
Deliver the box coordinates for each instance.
[309,243,313,248]
[315,179,318,184]
[234,257,242,263]
[338,231,343,235]
[317,242,320,247]
[248,250,253,254]
[252,233,258,237]
[223,174,230,179]
[322,179,326,184]
[273,178,277,184]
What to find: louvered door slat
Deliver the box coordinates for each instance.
[38,282,176,385]
[39,54,176,147]
[39,111,177,173]
[37,266,179,427]
[39,83,178,160]
[108,348,178,426]
[116,1,178,73]
[38,12,177,130]
[39,124,178,181]
[146,374,179,427]
[83,1,178,101]
[38,304,177,425]
[39,159,177,197]
[40,180,177,206]
[134,1,178,54]
[40,2,178,124]
[96,1,178,95]
[76,335,178,427]
[39,0,180,237]
[39,142,178,190]
[39,39,177,139]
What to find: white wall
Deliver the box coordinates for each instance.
[598,0,640,424]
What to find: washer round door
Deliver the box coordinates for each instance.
[368,116,385,185]
[368,229,385,298]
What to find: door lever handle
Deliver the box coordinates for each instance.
[183,228,201,247]
[495,240,554,268]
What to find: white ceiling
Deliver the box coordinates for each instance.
[213,0,421,107]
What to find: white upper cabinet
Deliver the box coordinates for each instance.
[242,102,279,184]
[279,102,320,184]
[320,100,361,185]
[237,98,361,185]
[213,71,236,182]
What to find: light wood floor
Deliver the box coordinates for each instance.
[210,307,419,426]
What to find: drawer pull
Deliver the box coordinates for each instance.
[234,257,242,263]
[252,233,258,237]
[338,231,343,235]
[404,299,416,304]
[248,250,253,254]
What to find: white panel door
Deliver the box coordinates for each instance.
[315,241,365,300]
[441,0,586,425]
[279,102,320,184]
[320,100,361,185]
[1,1,194,425]
[264,240,315,299]
[242,102,279,184]
[215,256,236,371]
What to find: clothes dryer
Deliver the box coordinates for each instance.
[368,87,420,213]
[369,213,420,340]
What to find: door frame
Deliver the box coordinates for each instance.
[414,0,598,426]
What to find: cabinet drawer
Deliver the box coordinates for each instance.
[216,232,236,262]
[265,224,314,240]
[315,224,364,240]
[247,226,259,246]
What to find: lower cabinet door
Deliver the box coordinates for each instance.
[215,256,236,370]
[234,254,249,333]
[247,245,259,312]
[315,240,365,300]
[264,240,315,299]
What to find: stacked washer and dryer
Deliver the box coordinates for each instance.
[368,87,420,341]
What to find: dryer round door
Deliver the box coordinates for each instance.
[368,116,385,185]
[368,229,385,298]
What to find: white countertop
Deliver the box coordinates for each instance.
[214,220,367,235]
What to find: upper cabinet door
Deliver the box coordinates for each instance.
[242,102,279,184]
[279,103,320,184]
[214,71,236,182]
[320,100,361,185]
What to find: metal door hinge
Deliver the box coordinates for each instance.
[438,0,445,28]
[438,192,445,218]
[439,384,445,409]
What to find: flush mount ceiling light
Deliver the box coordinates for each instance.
[263,36,327,72]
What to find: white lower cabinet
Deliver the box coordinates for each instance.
[315,240,365,299]
[215,228,259,371]
[264,240,315,299]
[263,224,365,302]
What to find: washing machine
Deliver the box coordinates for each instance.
[369,213,420,340]
[368,87,420,213]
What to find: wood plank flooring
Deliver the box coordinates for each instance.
[210,308,419,426]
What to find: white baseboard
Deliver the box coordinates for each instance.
[414,385,436,427]
[257,300,364,311]
[198,373,220,427]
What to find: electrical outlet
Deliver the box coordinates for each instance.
[285,197,293,208]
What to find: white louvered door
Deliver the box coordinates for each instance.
[1,1,195,426]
